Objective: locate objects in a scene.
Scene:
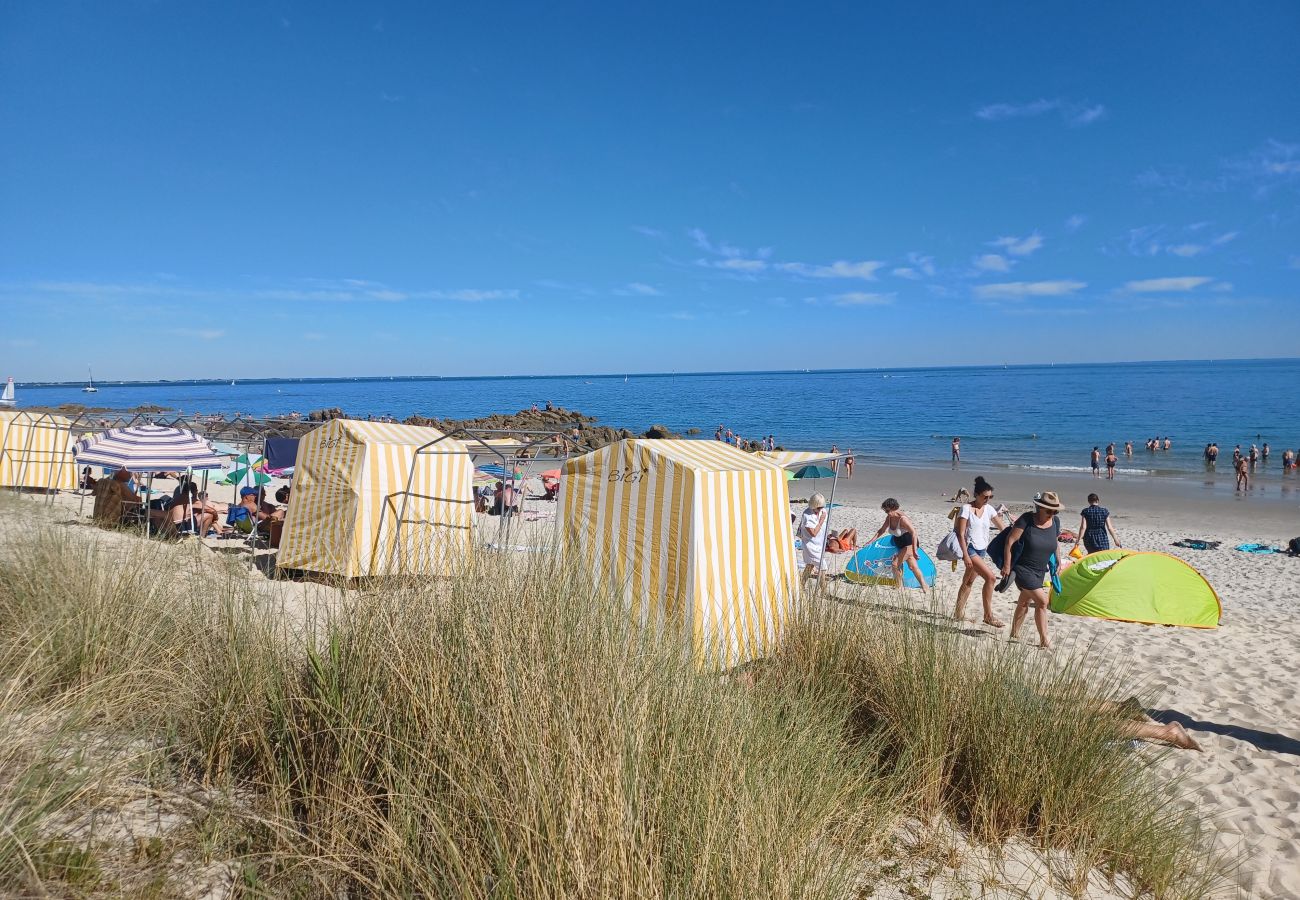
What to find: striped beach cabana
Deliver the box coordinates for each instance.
[0,410,77,491]
[757,449,839,468]
[559,439,799,670]
[276,418,475,578]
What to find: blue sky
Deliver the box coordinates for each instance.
[2,1,1298,380]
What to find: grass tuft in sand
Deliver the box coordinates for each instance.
[0,502,1227,897]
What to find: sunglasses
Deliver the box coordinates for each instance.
[979,492,994,500]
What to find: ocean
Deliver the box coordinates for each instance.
[12,359,1300,481]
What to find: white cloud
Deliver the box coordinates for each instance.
[1064,214,1088,232]
[416,289,520,302]
[892,267,920,279]
[1167,244,1205,258]
[974,280,1087,300]
[1212,231,1239,246]
[892,252,936,279]
[1210,282,1234,293]
[831,292,894,307]
[171,328,225,340]
[621,282,662,296]
[1068,105,1107,127]
[775,260,884,280]
[975,99,1107,128]
[699,257,767,273]
[1123,277,1212,293]
[666,311,696,320]
[990,233,1044,257]
[973,253,1012,273]
[975,99,1058,121]
[631,225,664,239]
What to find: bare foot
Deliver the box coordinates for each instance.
[983,617,1006,628]
[1166,722,1203,751]
[1037,642,1054,652]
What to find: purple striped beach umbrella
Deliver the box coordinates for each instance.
[75,424,225,472]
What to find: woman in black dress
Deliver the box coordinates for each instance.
[1000,491,1062,650]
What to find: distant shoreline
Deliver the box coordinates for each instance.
[10,356,1299,389]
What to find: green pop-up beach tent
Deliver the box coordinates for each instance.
[1049,549,1221,628]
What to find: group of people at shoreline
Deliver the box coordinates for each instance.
[798,475,1123,653]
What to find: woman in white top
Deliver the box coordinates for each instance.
[799,492,829,589]
[952,475,1006,627]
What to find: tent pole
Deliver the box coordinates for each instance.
[145,472,154,538]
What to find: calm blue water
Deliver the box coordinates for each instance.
[12,360,1300,479]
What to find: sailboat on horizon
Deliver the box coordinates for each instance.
[82,367,98,393]
[0,377,15,408]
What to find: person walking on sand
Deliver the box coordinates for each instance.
[1074,493,1121,555]
[843,450,854,479]
[829,445,839,472]
[1235,455,1249,491]
[951,436,961,465]
[1090,446,1101,478]
[953,476,1006,628]
[1105,447,1118,479]
[874,498,928,590]
[1002,491,1062,650]
[799,492,829,590]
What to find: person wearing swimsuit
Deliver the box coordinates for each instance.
[873,498,927,590]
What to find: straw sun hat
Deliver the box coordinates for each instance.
[1033,490,1063,511]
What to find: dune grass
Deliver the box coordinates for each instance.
[0,500,1228,898]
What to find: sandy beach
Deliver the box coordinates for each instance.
[791,463,1300,899]
[5,451,1298,898]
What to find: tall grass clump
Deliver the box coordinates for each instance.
[773,600,1227,898]
[0,498,1228,898]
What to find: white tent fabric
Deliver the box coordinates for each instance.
[75,425,225,472]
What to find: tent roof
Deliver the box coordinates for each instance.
[0,410,75,428]
[757,449,839,468]
[323,418,469,451]
[599,438,785,474]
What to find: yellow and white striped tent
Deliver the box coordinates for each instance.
[0,411,77,491]
[277,419,475,577]
[757,449,838,468]
[559,439,799,670]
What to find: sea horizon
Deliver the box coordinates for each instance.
[9,355,1299,389]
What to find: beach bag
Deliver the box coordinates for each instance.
[935,530,963,562]
[1287,537,1300,557]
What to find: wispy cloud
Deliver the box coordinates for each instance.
[1064,214,1088,232]
[989,233,1044,257]
[974,280,1086,300]
[302,331,325,341]
[830,292,894,307]
[891,252,936,280]
[775,260,884,280]
[17,279,520,304]
[619,282,661,296]
[973,253,1012,273]
[171,328,225,340]
[1123,276,1213,293]
[665,311,696,321]
[688,229,883,282]
[1138,139,1300,197]
[631,225,664,239]
[975,99,1107,127]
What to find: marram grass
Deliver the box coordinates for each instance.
[0,501,1228,898]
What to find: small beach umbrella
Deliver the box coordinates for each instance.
[478,463,522,480]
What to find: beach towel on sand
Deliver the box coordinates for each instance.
[1172,539,1220,551]
[1234,543,1283,554]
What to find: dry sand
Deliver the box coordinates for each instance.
[9,458,1300,898]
